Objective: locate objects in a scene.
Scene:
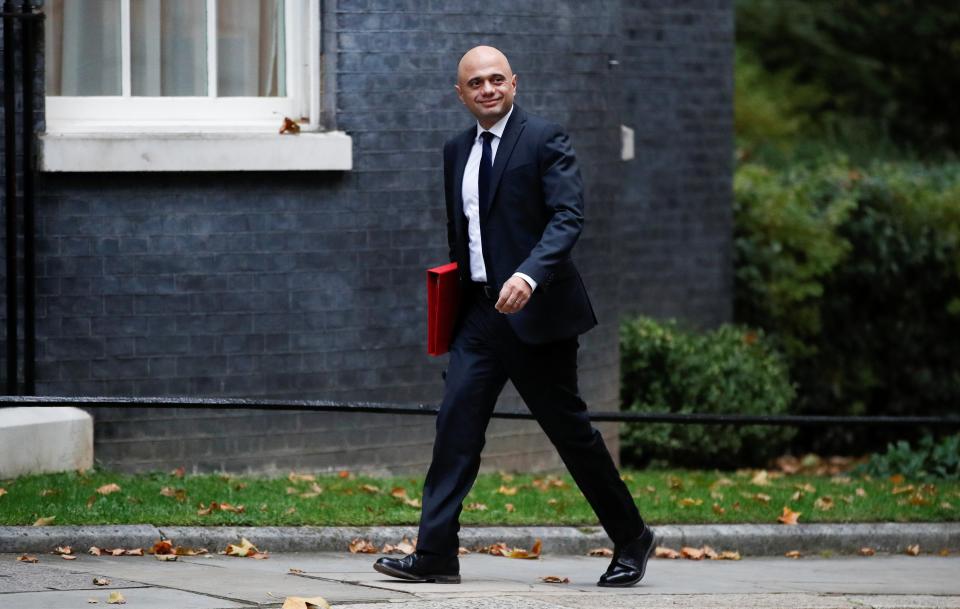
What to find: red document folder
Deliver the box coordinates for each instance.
[427,262,460,356]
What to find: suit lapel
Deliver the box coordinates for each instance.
[483,105,526,222]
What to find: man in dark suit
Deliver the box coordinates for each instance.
[375,46,655,587]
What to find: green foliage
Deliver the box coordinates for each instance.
[734,156,960,454]
[619,316,796,469]
[854,434,960,481]
[736,0,960,154]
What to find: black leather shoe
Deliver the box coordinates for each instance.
[597,526,656,587]
[373,552,461,583]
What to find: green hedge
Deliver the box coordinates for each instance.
[620,317,796,469]
[734,155,960,454]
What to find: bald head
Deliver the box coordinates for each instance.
[454,46,517,129]
[457,46,513,82]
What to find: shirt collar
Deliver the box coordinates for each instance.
[475,105,514,141]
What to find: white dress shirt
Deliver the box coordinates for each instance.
[460,106,537,291]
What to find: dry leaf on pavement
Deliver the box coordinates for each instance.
[785,550,801,558]
[540,575,570,583]
[588,547,613,557]
[717,551,741,560]
[54,546,73,555]
[282,596,330,609]
[106,591,126,604]
[348,538,377,554]
[154,554,178,561]
[93,577,110,586]
[504,539,542,559]
[16,554,38,563]
[225,538,259,557]
[777,506,801,525]
[859,547,875,556]
[905,544,920,556]
[458,547,470,556]
[655,546,680,559]
[680,547,704,560]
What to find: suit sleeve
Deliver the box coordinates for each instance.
[443,140,457,263]
[514,124,585,286]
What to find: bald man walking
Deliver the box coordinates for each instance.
[375,46,656,587]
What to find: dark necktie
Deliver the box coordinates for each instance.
[478,131,495,218]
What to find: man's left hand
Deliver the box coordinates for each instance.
[495,276,532,314]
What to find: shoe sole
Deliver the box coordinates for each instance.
[373,562,461,584]
[596,532,657,588]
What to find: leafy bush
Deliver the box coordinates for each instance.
[734,156,960,454]
[620,316,796,469]
[736,0,960,154]
[854,434,960,481]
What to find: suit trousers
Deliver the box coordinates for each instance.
[415,291,644,557]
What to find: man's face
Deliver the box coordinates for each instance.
[455,51,517,128]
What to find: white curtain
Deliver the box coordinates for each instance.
[45,0,284,98]
[45,0,122,96]
[217,0,285,97]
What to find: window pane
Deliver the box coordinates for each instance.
[131,0,207,96]
[45,0,121,96]
[217,0,286,97]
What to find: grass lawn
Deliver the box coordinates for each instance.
[0,468,956,527]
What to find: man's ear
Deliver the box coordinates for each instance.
[454,84,465,105]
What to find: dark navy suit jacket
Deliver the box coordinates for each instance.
[443,105,598,344]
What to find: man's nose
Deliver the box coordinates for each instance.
[480,80,495,96]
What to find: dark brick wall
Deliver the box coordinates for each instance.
[1,0,734,475]
[618,0,735,328]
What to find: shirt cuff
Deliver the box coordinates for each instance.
[512,272,538,292]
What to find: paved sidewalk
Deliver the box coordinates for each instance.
[2,551,958,609]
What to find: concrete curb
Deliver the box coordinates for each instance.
[1,523,958,556]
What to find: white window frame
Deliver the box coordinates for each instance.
[41,0,351,172]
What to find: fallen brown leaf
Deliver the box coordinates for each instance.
[289,568,305,574]
[939,548,950,556]
[588,547,613,557]
[892,484,915,495]
[504,539,541,559]
[154,554,178,561]
[702,545,718,559]
[17,554,38,563]
[889,474,905,485]
[40,489,59,497]
[504,503,515,513]
[679,497,703,507]
[225,538,259,557]
[282,596,330,609]
[814,496,834,511]
[54,546,73,555]
[338,470,351,479]
[785,550,801,558]
[149,540,174,555]
[107,591,126,604]
[160,487,187,502]
[88,547,103,556]
[655,546,680,559]
[905,544,920,556]
[540,575,570,583]
[0,487,7,497]
[754,493,772,503]
[93,577,110,586]
[32,516,55,526]
[250,552,270,559]
[859,547,875,556]
[680,546,704,560]
[750,470,771,486]
[171,466,185,478]
[712,503,726,515]
[62,555,78,560]
[498,485,518,496]
[717,550,741,560]
[96,483,122,496]
[778,506,801,525]
[348,538,377,554]
[124,548,143,556]
[360,484,380,494]
[289,472,316,484]
[464,502,487,511]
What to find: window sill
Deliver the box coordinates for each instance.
[39,130,353,172]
